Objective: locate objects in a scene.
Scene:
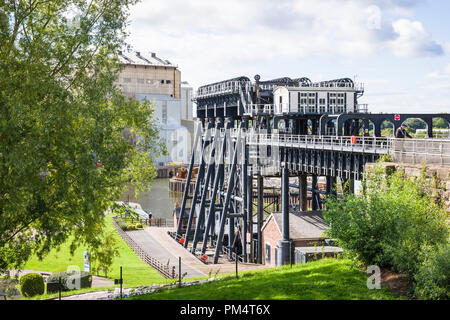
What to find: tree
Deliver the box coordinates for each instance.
[90,230,120,277]
[0,0,164,271]
[324,164,448,278]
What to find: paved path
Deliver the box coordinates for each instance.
[126,228,205,278]
[137,227,270,277]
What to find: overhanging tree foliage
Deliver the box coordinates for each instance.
[0,0,163,271]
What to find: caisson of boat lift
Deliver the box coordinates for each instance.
[171,74,450,265]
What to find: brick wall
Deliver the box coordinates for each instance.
[261,217,281,266]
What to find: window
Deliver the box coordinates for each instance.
[319,98,326,105]
[166,80,172,84]
[265,243,271,264]
[160,80,165,84]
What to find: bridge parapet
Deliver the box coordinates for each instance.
[391,138,450,167]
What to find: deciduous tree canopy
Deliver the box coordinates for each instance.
[0,0,163,271]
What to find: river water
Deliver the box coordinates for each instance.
[118,178,183,219]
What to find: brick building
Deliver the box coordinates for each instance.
[261,211,342,266]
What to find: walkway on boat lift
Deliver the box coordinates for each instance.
[127,227,269,278]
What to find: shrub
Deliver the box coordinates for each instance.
[414,244,450,300]
[46,270,92,293]
[324,164,448,277]
[19,273,45,297]
[135,223,143,229]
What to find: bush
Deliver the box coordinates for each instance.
[414,245,450,300]
[135,223,143,229]
[19,273,45,297]
[324,164,448,277]
[46,270,92,293]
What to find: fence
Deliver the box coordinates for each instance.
[390,138,450,167]
[112,218,177,279]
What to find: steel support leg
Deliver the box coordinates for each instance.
[176,124,202,239]
[278,165,291,266]
[213,126,243,264]
[312,175,318,210]
[298,173,307,211]
[192,121,223,253]
[256,174,263,264]
[183,122,214,248]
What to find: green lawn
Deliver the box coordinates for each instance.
[22,215,167,289]
[127,258,402,300]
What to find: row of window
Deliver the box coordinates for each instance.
[292,93,346,107]
[122,78,172,84]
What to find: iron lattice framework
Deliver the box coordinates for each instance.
[174,75,450,265]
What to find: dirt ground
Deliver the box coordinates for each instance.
[380,268,413,297]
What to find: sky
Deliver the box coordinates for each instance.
[126,0,450,113]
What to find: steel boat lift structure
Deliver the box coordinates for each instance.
[173,75,450,265]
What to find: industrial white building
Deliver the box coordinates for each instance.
[116,50,195,166]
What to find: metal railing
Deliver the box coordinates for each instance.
[391,139,450,167]
[195,81,252,99]
[248,134,392,154]
[112,218,177,279]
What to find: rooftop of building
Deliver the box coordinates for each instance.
[265,211,329,240]
[118,50,177,68]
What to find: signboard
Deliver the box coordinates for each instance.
[179,237,185,244]
[201,254,208,262]
[83,251,91,273]
[394,114,401,121]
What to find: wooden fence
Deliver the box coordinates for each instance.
[112,218,178,279]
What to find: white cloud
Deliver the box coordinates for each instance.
[125,0,447,114]
[427,64,450,78]
[389,19,443,57]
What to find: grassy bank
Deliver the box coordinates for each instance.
[22,214,166,289]
[127,259,401,300]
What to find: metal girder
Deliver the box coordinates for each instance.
[183,121,214,248]
[213,122,245,264]
[176,123,202,239]
[191,120,224,253]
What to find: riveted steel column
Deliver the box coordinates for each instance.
[278,164,291,265]
[183,121,214,248]
[201,120,231,254]
[242,117,249,262]
[192,120,223,253]
[298,173,307,211]
[213,124,243,264]
[312,175,318,210]
[176,122,202,239]
[256,174,263,264]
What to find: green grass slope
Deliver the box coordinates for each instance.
[22,215,166,288]
[128,259,401,300]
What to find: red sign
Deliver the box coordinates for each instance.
[394,114,401,121]
[201,254,208,262]
[179,237,185,244]
[351,136,357,145]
